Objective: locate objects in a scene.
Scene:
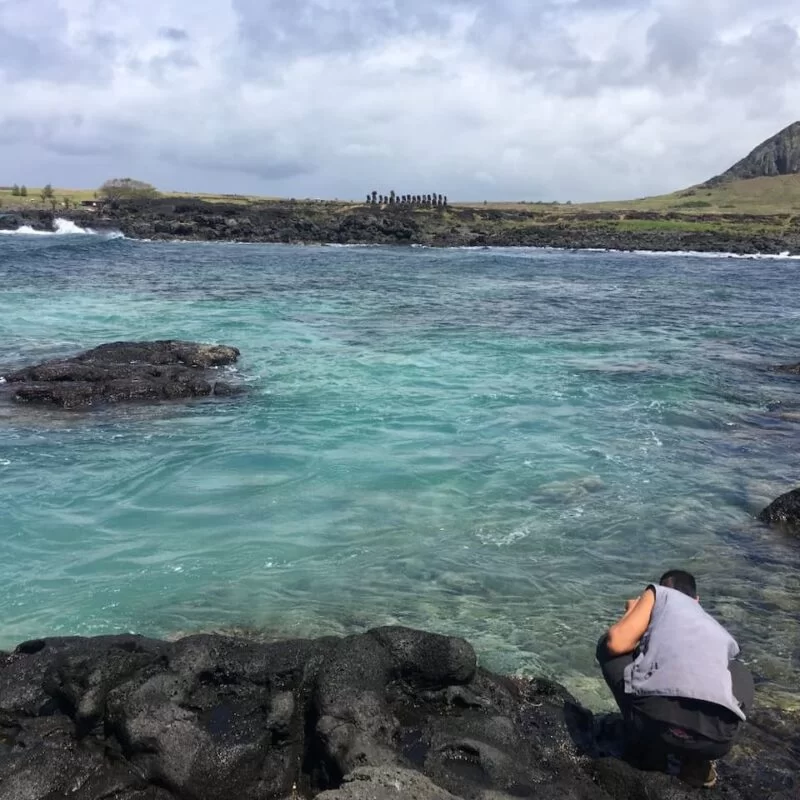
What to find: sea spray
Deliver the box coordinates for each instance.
[0,218,124,238]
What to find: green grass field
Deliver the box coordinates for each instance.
[581,174,800,215]
[0,186,99,207]
[4,174,800,220]
[0,186,286,208]
[454,175,800,216]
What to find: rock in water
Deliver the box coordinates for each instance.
[0,340,242,409]
[0,626,796,800]
[759,488,800,531]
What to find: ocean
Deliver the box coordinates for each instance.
[1,226,799,708]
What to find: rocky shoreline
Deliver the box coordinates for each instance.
[0,625,797,800]
[2,200,800,254]
[2,275,799,799]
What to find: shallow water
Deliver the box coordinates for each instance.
[1,235,799,708]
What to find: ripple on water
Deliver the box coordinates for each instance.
[0,240,799,708]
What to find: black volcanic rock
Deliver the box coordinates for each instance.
[707,121,800,185]
[0,626,796,800]
[1,340,242,409]
[3,201,800,254]
[759,488,800,531]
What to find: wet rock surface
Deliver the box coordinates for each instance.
[0,627,796,800]
[759,488,800,531]
[0,340,242,409]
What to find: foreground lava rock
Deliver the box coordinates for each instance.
[759,488,800,531]
[0,340,242,409]
[0,627,796,800]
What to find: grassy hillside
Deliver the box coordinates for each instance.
[2,173,800,217]
[0,186,283,208]
[583,174,800,215]
[4,174,800,217]
[0,186,96,207]
[457,175,800,216]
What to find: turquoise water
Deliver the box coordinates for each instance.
[1,233,799,706]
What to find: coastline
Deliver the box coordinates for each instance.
[2,200,800,255]
[3,224,800,797]
[4,221,800,260]
[1,625,797,799]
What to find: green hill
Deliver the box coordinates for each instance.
[579,174,800,215]
[705,121,800,185]
[571,122,800,216]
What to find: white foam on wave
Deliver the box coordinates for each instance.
[630,247,800,261]
[475,523,531,547]
[451,244,800,261]
[322,243,379,248]
[0,218,125,239]
[0,224,48,236]
[55,219,93,235]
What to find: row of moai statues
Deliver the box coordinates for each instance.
[366,191,448,208]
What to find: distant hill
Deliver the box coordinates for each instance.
[705,121,800,186]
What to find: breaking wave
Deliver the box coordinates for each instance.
[0,218,124,239]
[442,245,800,260]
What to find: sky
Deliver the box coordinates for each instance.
[1,0,799,202]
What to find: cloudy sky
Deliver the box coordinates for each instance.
[1,0,799,201]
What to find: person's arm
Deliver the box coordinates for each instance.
[605,586,656,656]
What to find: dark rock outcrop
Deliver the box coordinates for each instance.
[0,626,796,800]
[759,488,800,531]
[2,200,800,254]
[0,340,242,409]
[706,121,800,185]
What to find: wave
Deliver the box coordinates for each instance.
[0,218,125,239]
[322,243,381,249]
[442,244,800,261]
[628,248,800,261]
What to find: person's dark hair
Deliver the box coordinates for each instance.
[659,570,697,598]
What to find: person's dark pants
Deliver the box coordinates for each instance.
[596,636,754,765]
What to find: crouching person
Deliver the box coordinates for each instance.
[597,570,754,788]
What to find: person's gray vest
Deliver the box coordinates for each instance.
[623,584,746,720]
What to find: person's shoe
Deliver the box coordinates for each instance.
[679,758,718,788]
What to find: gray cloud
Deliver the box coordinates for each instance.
[160,26,189,41]
[162,128,320,182]
[0,0,798,200]
[232,0,457,59]
[0,26,98,84]
[646,8,713,79]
